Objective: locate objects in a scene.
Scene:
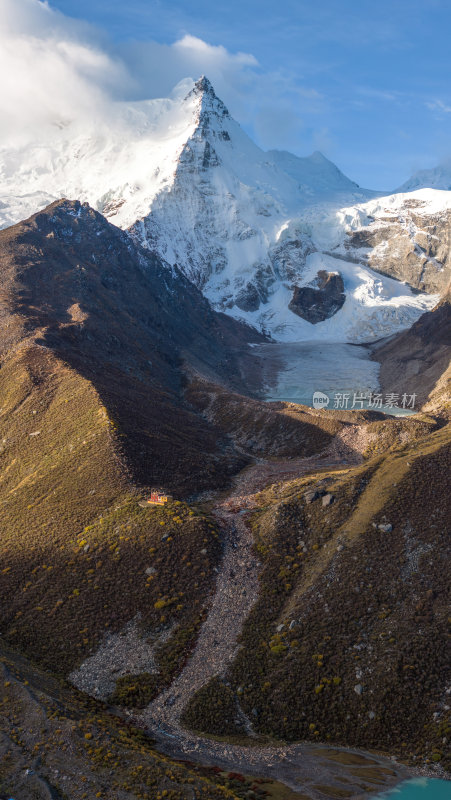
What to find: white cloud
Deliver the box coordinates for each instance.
[0,0,327,155]
[426,99,451,114]
[0,0,129,144]
[116,32,260,113]
[174,34,257,69]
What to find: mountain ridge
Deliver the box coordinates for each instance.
[398,158,451,193]
[0,197,265,496]
[0,76,448,343]
[0,174,450,794]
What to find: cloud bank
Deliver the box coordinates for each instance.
[0,0,129,143]
[0,1,258,143]
[0,0,323,153]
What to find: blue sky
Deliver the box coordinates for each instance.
[43,1,451,187]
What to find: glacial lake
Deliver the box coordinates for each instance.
[375,777,450,799]
[250,341,416,416]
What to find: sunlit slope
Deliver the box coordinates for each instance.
[0,199,257,676]
[185,418,451,768]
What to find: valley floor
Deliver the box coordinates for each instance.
[2,410,449,799]
[128,426,417,798]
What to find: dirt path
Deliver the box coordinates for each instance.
[142,426,364,732]
[136,427,409,797]
[142,503,260,729]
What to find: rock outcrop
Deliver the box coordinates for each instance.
[289,270,345,323]
[344,201,451,295]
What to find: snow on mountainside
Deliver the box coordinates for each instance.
[338,189,451,296]
[0,83,200,232]
[267,149,360,195]
[0,76,448,342]
[398,159,451,192]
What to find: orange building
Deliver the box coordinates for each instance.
[146,488,170,505]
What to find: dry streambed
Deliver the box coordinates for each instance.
[70,425,409,798]
[135,436,408,798]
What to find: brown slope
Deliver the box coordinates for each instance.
[0,199,260,675]
[0,198,264,496]
[373,287,451,414]
[0,641,239,800]
[0,199,346,682]
[185,422,451,770]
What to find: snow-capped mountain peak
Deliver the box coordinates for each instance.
[174,76,235,177]
[0,75,447,343]
[397,159,451,192]
[188,75,231,120]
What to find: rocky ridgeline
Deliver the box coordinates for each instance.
[344,201,451,294]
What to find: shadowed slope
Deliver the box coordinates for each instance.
[0,640,243,800]
[0,199,263,495]
[0,200,261,675]
[374,286,451,414]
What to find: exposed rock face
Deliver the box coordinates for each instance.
[289,270,345,323]
[269,235,316,283]
[344,203,451,294]
[235,281,261,312]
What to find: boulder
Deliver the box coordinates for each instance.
[289,270,345,324]
[304,490,319,504]
[235,282,261,312]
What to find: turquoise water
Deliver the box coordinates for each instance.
[375,778,450,799]
[252,341,417,417]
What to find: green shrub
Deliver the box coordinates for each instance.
[181,677,245,736]
[109,672,161,708]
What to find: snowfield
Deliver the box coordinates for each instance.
[0,76,448,343]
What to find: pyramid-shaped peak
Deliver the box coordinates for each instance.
[186,76,230,119]
[309,151,329,163]
[194,75,216,95]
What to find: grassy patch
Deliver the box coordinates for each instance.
[109,672,162,708]
[181,676,246,736]
[0,347,222,676]
[189,422,451,768]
